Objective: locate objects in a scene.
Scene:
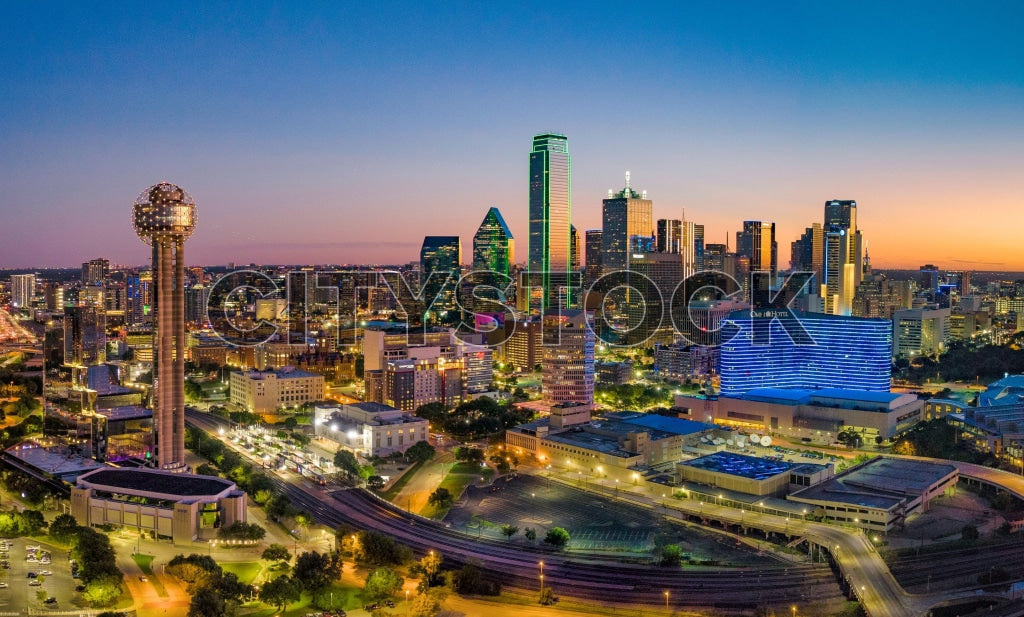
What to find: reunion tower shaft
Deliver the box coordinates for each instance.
[132,183,197,470]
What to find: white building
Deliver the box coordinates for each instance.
[229,367,325,415]
[893,307,950,359]
[10,274,35,309]
[313,402,429,457]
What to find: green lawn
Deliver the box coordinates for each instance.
[221,561,263,585]
[420,469,484,519]
[132,553,154,574]
[243,581,365,616]
[378,461,422,501]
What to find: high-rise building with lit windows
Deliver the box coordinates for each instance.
[420,236,461,320]
[528,133,572,311]
[541,309,595,407]
[472,207,514,278]
[719,311,891,397]
[584,229,603,285]
[10,274,35,309]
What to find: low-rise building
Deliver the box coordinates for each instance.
[313,402,429,457]
[677,451,833,497]
[229,367,325,415]
[71,467,247,542]
[787,457,958,532]
[676,388,924,443]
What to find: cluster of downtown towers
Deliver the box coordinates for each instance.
[422,133,868,323]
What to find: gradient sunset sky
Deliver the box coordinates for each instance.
[1,2,1022,270]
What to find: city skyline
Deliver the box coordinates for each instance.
[1,3,1022,270]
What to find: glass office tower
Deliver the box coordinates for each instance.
[528,133,571,311]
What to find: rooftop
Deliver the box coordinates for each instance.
[4,444,105,477]
[235,367,320,380]
[96,405,152,421]
[346,401,399,414]
[544,429,638,459]
[617,413,713,436]
[77,468,236,497]
[788,457,958,511]
[980,375,1024,407]
[681,451,802,480]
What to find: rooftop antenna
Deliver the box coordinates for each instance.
[625,171,631,191]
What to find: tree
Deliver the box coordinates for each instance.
[261,543,291,563]
[188,585,226,617]
[411,587,448,617]
[259,574,301,611]
[524,528,537,542]
[962,524,980,541]
[367,475,386,489]
[363,567,404,601]
[83,573,123,607]
[358,530,412,566]
[49,512,79,544]
[334,449,361,478]
[539,586,557,606]
[660,544,683,567]
[428,487,454,509]
[195,463,219,477]
[184,379,204,402]
[490,454,511,475]
[284,417,298,430]
[544,527,570,548]
[455,447,485,466]
[292,550,342,594]
[405,440,436,464]
[419,550,444,587]
[501,524,519,541]
[218,521,266,541]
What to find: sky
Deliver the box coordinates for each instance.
[1,2,1022,270]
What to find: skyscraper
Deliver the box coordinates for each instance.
[132,182,196,470]
[823,227,855,315]
[824,199,863,287]
[10,274,35,309]
[472,207,514,278]
[420,236,461,320]
[569,224,581,274]
[601,173,653,272]
[528,133,572,311]
[584,229,603,285]
[656,219,682,254]
[64,305,106,387]
[541,309,595,408]
[736,221,777,274]
[82,258,110,285]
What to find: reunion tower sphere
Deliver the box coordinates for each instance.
[132,182,197,245]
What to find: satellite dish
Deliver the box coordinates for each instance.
[726,439,734,446]
[751,434,761,444]
[761,436,772,447]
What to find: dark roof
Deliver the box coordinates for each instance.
[80,468,233,497]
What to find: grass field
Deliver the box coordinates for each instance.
[420,468,486,519]
[243,581,365,616]
[378,461,422,501]
[221,561,263,585]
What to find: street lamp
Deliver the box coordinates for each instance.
[791,605,797,617]
[664,590,670,610]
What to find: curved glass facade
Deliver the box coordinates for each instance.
[719,311,892,397]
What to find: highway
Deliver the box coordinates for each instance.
[185,408,844,612]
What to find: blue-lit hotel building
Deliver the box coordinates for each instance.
[719,311,892,397]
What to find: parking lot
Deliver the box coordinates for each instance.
[0,538,80,612]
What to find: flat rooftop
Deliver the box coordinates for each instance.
[5,444,105,476]
[96,405,152,421]
[681,451,801,480]
[78,468,235,497]
[618,413,713,436]
[788,457,958,511]
[545,429,636,459]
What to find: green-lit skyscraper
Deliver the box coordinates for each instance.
[472,207,515,277]
[528,133,571,311]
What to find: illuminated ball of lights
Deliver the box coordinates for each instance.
[132,182,197,245]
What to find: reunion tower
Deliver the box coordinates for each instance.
[132,183,196,470]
